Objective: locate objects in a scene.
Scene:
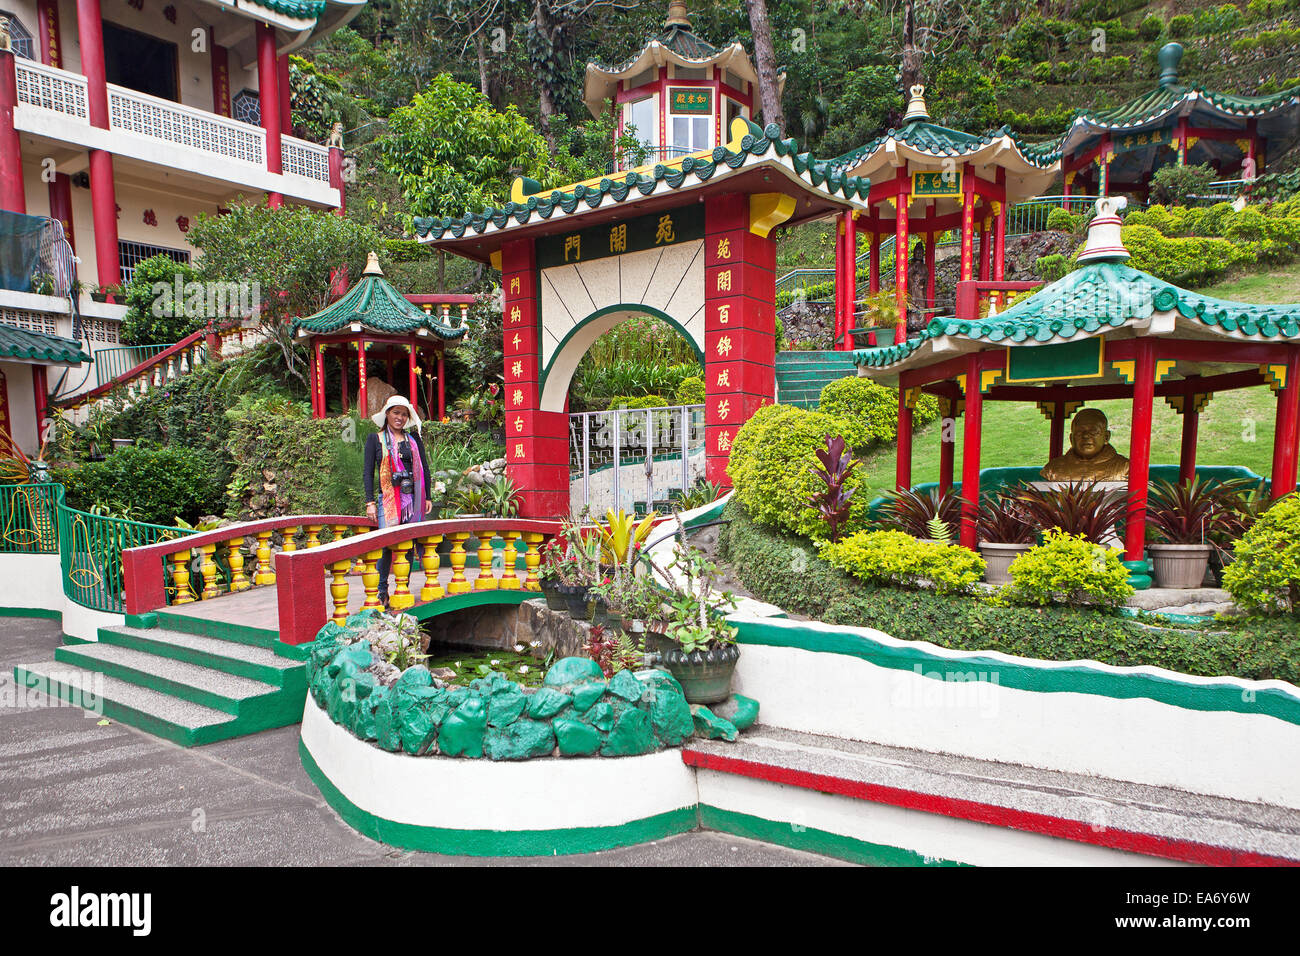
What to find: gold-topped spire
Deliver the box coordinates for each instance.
[903,84,930,123]
[665,1,690,28]
[362,251,384,276]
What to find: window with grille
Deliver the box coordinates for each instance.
[0,309,58,336]
[232,89,261,126]
[0,11,34,60]
[118,241,190,284]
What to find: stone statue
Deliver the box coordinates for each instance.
[327,122,345,148]
[1040,408,1129,481]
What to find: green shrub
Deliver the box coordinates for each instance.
[1138,13,1164,38]
[1104,54,1130,77]
[1031,60,1054,82]
[58,446,223,525]
[606,394,669,410]
[1035,253,1072,282]
[120,255,204,346]
[1006,530,1134,608]
[1121,225,1249,285]
[1150,163,1216,207]
[1168,13,1194,35]
[718,500,1300,683]
[728,404,871,539]
[1045,208,1082,233]
[674,376,705,406]
[1223,495,1300,614]
[820,529,985,595]
[817,377,940,445]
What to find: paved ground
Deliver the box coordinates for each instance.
[0,617,848,867]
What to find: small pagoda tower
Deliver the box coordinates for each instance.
[583,1,782,170]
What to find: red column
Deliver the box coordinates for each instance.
[1179,404,1199,485]
[328,145,345,216]
[211,38,232,117]
[357,338,368,417]
[1098,135,1112,197]
[833,213,846,349]
[48,173,74,251]
[704,193,777,488]
[959,354,983,551]
[894,177,909,344]
[312,341,324,417]
[278,54,292,137]
[257,23,283,207]
[37,0,63,67]
[979,218,991,282]
[33,365,48,443]
[1270,348,1300,499]
[437,346,446,421]
[924,233,936,313]
[842,210,857,351]
[938,427,954,497]
[0,47,25,214]
[1124,340,1156,561]
[408,343,418,414]
[896,393,913,493]
[960,165,975,282]
[77,0,119,290]
[1049,401,1066,461]
[868,229,880,294]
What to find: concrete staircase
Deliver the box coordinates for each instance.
[775,350,860,408]
[14,611,307,747]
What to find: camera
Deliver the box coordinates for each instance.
[398,476,414,495]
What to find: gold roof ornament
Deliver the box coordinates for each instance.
[362,251,384,276]
[902,85,930,123]
[665,1,690,28]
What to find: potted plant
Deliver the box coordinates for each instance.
[455,486,487,518]
[1208,480,1268,585]
[551,517,600,620]
[483,475,521,518]
[977,490,1036,584]
[535,537,570,611]
[593,508,656,575]
[1147,477,1252,589]
[878,486,962,538]
[655,539,739,704]
[1014,480,1127,544]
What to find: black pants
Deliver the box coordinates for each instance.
[377,548,393,601]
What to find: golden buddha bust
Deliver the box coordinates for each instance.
[1041,408,1129,482]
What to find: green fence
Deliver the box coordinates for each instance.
[56,501,193,613]
[0,483,61,554]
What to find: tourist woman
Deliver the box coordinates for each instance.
[364,396,433,608]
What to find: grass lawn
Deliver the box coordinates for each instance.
[859,262,1298,500]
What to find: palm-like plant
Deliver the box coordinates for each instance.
[877,486,962,538]
[484,475,521,519]
[978,490,1036,544]
[1014,481,1127,544]
[1146,477,1249,544]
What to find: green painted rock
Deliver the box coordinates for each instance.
[352,671,378,700]
[314,621,348,643]
[488,687,527,728]
[346,611,377,628]
[525,687,571,719]
[485,718,556,760]
[650,689,694,746]
[543,657,605,688]
[400,708,436,755]
[309,639,344,674]
[713,694,760,732]
[395,666,433,689]
[607,669,645,703]
[691,705,738,742]
[586,701,617,733]
[601,707,657,756]
[552,717,602,756]
[352,686,387,741]
[374,697,399,752]
[444,686,470,707]
[340,644,374,670]
[571,681,607,713]
[438,698,487,757]
[635,668,685,697]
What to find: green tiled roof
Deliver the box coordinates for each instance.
[831,120,1061,172]
[294,272,467,338]
[244,0,327,19]
[1074,83,1300,130]
[854,262,1300,369]
[413,121,868,242]
[590,23,722,73]
[0,324,91,364]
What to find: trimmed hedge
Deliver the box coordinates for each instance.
[718,500,1300,684]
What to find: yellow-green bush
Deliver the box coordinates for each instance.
[1006,530,1133,608]
[820,529,985,595]
[1222,495,1300,614]
[674,376,705,406]
[728,404,871,539]
[1121,225,1250,286]
[817,377,940,446]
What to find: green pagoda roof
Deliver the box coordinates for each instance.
[833,119,1061,172]
[244,0,327,20]
[0,323,92,365]
[413,120,868,244]
[293,254,467,339]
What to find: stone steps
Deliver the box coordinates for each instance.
[775,351,859,408]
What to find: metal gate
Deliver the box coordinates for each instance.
[569,404,706,516]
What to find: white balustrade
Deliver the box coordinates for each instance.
[281,136,332,184]
[108,84,266,167]
[14,58,88,120]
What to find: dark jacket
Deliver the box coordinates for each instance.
[363,430,432,505]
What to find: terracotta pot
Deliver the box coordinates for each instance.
[1148,543,1212,590]
[979,542,1035,585]
[661,643,740,704]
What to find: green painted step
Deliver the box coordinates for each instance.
[98,625,302,687]
[775,351,860,409]
[152,609,280,648]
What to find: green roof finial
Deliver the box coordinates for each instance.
[1157,42,1183,89]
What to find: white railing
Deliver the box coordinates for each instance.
[14,58,88,120]
[281,136,331,184]
[108,84,266,168]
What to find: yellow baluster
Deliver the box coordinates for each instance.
[199,543,219,600]
[360,549,384,610]
[419,535,444,602]
[390,540,415,610]
[170,549,195,604]
[305,525,323,549]
[447,532,471,594]
[226,538,250,592]
[330,559,351,625]
[254,531,275,585]
[474,529,499,590]
[330,523,348,544]
[522,532,545,591]
[498,530,522,590]
[282,525,299,552]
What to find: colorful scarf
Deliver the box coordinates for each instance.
[377,429,426,528]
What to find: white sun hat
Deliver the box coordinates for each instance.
[371,395,422,432]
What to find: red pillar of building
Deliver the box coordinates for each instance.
[37,0,62,67]
[1049,401,1066,461]
[32,365,48,442]
[938,416,954,497]
[868,228,880,294]
[0,45,25,214]
[894,176,909,344]
[77,0,120,290]
[408,343,418,415]
[48,173,74,250]
[896,393,913,493]
[436,346,446,421]
[704,193,777,487]
[979,218,991,282]
[832,213,846,349]
[1270,348,1300,499]
[329,145,346,216]
[959,354,983,551]
[1124,340,1157,561]
[257,23,283,207]
[211,38,232,117]
[842,209,857,351]
[278,54,292,137]
[357,338,369,417]
[959,164,975,282]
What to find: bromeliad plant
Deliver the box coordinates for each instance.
[1014,481,1127,544]
[807,433,858,543]
[1147,477,1257,544]
[877,486,962,538]
[593,508,656,570]
[978,490,1036,544]
[483,475,521,518]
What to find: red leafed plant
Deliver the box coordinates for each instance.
[807,434,858,543]
[1014,480,1127,544]
[877,486,963,538]
[583,624,642,678]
